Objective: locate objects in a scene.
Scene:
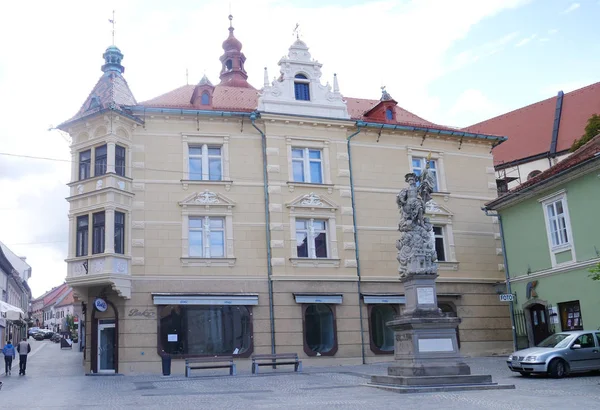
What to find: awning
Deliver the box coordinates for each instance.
[152,294,258,306]
[293,294,343,304]
[0,300,25,321]
[363,295,406,304]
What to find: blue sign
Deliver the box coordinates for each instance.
[94,298,108,312]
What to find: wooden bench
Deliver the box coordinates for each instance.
[185,357,236,377]
[251,353,302,374]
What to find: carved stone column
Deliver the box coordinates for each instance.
[107,142,116,174]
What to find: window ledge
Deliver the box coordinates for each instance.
[289,258,340,268]
[181,180,233,191]
[287,181,333,194]
[68,173,132,187]
[181,257,236,267]
[437,261,459,271]
[65,254,131,263]
[550,244,572,253]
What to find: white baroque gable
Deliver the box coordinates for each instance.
[258,39,350,119]
[179,190,236,210]
[287,192,338,213]
[425,200,453,221]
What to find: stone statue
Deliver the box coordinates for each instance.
[396,155,438,276]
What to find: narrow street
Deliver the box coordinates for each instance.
[2,339,600,409]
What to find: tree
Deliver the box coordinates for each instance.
[65,314,76,332]
[570,114,600,152]
[590,263,600,281]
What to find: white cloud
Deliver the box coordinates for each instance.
[548,28,559,34]
[562,3,580,14]
[449,31,519,71]
[515,33,538,47]
[539,37,550,43]
[540,80,596,97]
[447,89,507,127]
[0,0,532,297]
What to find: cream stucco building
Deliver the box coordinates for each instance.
[59,18,512,375]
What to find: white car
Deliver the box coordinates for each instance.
[507,330,600,378]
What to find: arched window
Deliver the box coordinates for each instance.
[294,74,310,101]
[369,304,397,354]
[225,59,232,71]
[385,108,394,120]
[527,170,542,180]
[201,92,210,105]
[303,304,336,355]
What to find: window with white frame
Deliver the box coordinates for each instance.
[544,198,570,247]
[433,226,446,262]
[292,148,323,184]
[296,218,328,258]
[412,157,439,191]
[189,216,225,258]
[189,145,222,181]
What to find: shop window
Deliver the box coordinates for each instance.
[369,305,397,354]
[303,304,337,356]
[558,300,583,331]
[158,305,252,357]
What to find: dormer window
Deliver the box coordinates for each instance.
[385,108,394,120]
[201,92,210,105]
[294,74,310,101]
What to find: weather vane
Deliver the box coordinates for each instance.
[108,10,116,45]
[293,23,301,39]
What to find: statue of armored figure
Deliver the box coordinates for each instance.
[396,154,438,276]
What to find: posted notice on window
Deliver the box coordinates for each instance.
[168,334,178,342]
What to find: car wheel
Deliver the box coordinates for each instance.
[548,359,567,378]
[519,372,531,377]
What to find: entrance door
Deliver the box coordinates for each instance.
[530,304,551,346]
[97,323,116,373]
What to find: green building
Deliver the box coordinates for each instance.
[485,135,600,349]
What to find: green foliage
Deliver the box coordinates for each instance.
[570,114,600,152]
[589,263,600,281]
[65,314,76,332]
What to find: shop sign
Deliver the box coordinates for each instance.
[499,294,514,302]
[128,309,156,318]
[94,298,108,312]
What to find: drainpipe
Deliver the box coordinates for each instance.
[483,208,518,352]
[250,112,276,355]
[347,124,366,365]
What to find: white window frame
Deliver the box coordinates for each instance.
[292,147,324,184]
[182,134,230,183]
[286,138,332,189]
[188,216,226,258]
[539,189,576,267]
[433,225,447,262]
[412,156,439,192]
[188,144,223,181]
[295,218,329,259]
[425,202,458,270]
[180,190,236,267]
[407,148,447,192]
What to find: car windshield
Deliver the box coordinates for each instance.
[537,333,574,348]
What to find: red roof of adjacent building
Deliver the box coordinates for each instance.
[464,82,600,166]
[56,289,75,308]
[42,283,70,307]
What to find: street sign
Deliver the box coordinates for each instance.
[499,294,514,302]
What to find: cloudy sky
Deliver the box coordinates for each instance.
[0,0,597,297]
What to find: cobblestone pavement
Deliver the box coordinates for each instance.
[2,340,600,409]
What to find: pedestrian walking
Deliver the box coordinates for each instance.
[2,340,16,376]
[17,337,31,376]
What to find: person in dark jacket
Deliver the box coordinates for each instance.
[17,337,31,376]
[2,340,16,376]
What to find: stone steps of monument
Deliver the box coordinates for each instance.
[372,374,492,386]
[366,382,516,394]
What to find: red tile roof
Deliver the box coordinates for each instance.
[486,134,600,208]
[345,97,435,126]
[464,82,600,166]
[56,289,75,308]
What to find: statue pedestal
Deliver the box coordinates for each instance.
[369,273,514,393]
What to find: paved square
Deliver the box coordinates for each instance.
[2,339,600,409]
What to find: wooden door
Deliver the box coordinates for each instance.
[530,304,551,346]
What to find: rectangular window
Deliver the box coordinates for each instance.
[433,226,446,262]
[189,145,222,181]
[292,148,323,183]
[558,300,583,331]
[94,145,107,176]
[296,218,328,258]
[545,199,569,247]
[79,150,91,180]
[115,145,126,177]
[76,215,89,257]
[114,211,125,254]
[92,212,105,254]
[412,157,439,191]
[189,216,225,258]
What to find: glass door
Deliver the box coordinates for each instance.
[98,323,115,373]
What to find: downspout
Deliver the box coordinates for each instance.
[347,123,366,365]
[483,208,518,352]
[250,112,276,355]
